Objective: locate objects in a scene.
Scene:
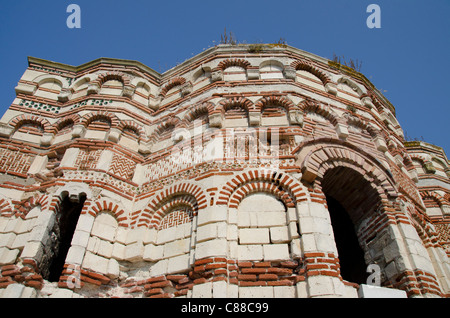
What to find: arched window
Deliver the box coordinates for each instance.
[223,66,247,81]
[99,79,123,96]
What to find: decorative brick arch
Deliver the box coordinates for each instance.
[52,114,81,134]
[216,96,256,114]
[344,113,381,139]
[160,77,186,97]
[0,197,14,218]
[9,114,52,134]
[300,99,340,127]
[80,110,120,128]
[135,182,208,228]
[149,194,197,230]
[149,116,180,144]
[10,194,49,219]
[290,58,331,85]
[82,197,128,227]
[297,139,397,198]
[183,102,214,124]
[118,120,146,142]
[93,71,132,87]
[217,58,251,71]
[216,169,306,208]
[254,95,297,113]
[420,190,448,208]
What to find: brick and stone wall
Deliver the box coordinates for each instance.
[0,44,449,298]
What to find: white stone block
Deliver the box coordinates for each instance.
[149,259,168,277]
[96,150,114,171]
[167,253,190,274]
[270,226,289,243]
[65,245,86,265]
[71,230,90,248]
[196,223,218,243]
[290,238,302,259]
[296,281,308,298]
[212,280,228,298]
[274,286,296,298]
[107,258,120,279]
[315,233,337,254]
[111,242,125,260]
[0,233,17,248]
[34,209,55,231]
[91,222,117,242]
[60,148,80,168]
[0,247,19,265]
[19,241,43,260]
[239,228,269,244]
[227,224,238,241]
[76,214,95,233]
[156,226,177,245]
[163,238,190,258]
[124,241,144,262]
[263,244,290,261]
[82,251,108,275]
[143,228,157,244]
[239,286,273,298]
[114,227,128,244]
[49,288,75,298]
[197,205,227,226]
[28,155,48,175]
[20,286,37,298]
[257,212,286,227]
[143,244,163,262]
[288,222,300,239]
[307,275,335,297]
[196,238,227,259]
[11,232,29,250]
[237,244,263,261]
[97,239,113,258]
[125,227,146,245]
[192,281,213,298]
[28,225,50,243]
[300,233,317,252]
[357,284,407,298]
[3,283,25,298]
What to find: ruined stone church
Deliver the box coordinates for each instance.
[0,44,448,298]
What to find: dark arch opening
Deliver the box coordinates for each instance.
[46,193,86,282]
[326,195,367,284]
[321,166,382,285]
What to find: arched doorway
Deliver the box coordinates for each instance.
[321,166,381,285]
[46,192,86,282]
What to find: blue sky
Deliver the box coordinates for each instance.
[0,0,449,153]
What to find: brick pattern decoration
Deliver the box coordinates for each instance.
[0,148,32,177]
[74,149,103,170]
[9,114,52,134]
[290,58,332,85]
[0,263,44,290]
[217,58,252,71]
[160,77,186,98]
[158,207,193,230]
[254,95,297,113]
[108,153,136,179]
[233,260,304,287]
[82,197,128,227]
[216,169,306,207]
